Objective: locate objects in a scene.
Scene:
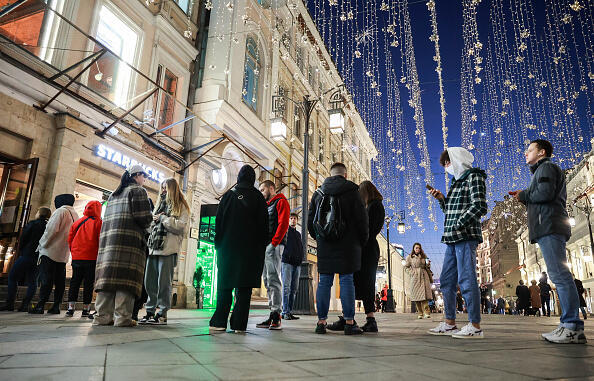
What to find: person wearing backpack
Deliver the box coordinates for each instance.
[29,194,79,314]
[65,200,103,317]
[256,180,290,330]
[308,163,369,335]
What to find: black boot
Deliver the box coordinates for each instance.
[47,304,60,314]
[327,316,346,331]
[344,322,364,335]
[0,303,14,312]
[29,302,45,314]
[362,317,378,333]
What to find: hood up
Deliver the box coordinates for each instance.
[84,200,102,218]
[447,147,475,180]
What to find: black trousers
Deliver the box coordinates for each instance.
[541,296,551,316]
[210,287,252,331]
[68,260,96,304]
[354,254,379,315]
[38,256,66,307]
[7,256,37,306]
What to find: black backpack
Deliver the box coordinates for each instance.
[313,189,345,241]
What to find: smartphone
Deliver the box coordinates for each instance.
[426,184,434,191]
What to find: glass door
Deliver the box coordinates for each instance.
[0,158,38,274]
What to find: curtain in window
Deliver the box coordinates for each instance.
[243,37,260,112]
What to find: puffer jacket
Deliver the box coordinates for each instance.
[68,201,102,261]
[519,158,571,243]
[149,209,189,256]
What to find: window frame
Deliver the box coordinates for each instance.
[242,36,261,113]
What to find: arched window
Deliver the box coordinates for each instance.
[243,37,261,112]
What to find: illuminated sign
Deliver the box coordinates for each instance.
[95,144,166,183]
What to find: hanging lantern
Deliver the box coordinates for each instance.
[270,117,287,141]
[328,108,345,135]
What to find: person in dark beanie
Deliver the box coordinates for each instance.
[1,207,51,312]
[309,163,368,335]
[539,272,552,317]
[281,213,303,321]
[510,139,586,344]
[30,194,79,314]
[209,165,268,333]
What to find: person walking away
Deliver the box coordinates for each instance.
[515,280,531,315]
[309,163,369,335]
[428,147,487,338]
[30,194,79,314]
[139,178,189,325]
[281,213,303,321]
[66,201,102,317]
[496,296,506,315]
[539,272,552,317]
[404,243,433,319]
[329,180,384,332]
[0,207,51,311]
[381,284,388,312]
[209,165,268,333]
[529,280,542,314]
[257,180,290,330]
[575,279,588,320]
[94,165,152,327]
[510,139,586,343]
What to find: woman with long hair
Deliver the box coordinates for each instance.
[140,178,189,325]
[94,165,153,327]
[404,243,433,319]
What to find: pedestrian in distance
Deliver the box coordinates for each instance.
[529,280,542,314]
[256,179,290,330]
[515,280,530,316]
[428,147,487,339]
[30,194,79,315]
[140,178,189,325]
[209,165,268,333]
[496,296,506,315]
[329,180,384,333]
[66,201,102,317]
[380,284,388,312]
[93,165,152,327]
[375,293,382,312]
[309,163,369,335]
[404,243,433,319]
[539,272,552,317]
[574,279,588,320]
[281,213,303,321]
[0,207,51,312]
[510,139,586,344]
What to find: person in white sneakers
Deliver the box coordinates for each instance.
[427,148,487,339]
[510,140,586,344]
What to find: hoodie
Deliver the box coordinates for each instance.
[267,193,290,246]
[37,194,79,263]
[447,147,474,180]
[68,201,103,261]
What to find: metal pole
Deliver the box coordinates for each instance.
[385,219,395,312]
[301,97,311,265]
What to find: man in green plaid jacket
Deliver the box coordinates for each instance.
[427,147,488,339]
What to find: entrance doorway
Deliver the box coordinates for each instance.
[0,156,38,275]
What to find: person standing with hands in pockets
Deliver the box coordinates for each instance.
[510,139,586,344]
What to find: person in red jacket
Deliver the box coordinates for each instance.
[256,180,290,330]
[66,201,103,317]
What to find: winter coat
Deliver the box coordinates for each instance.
[149,208,189,256]
[519,158,571,243]
[94,184,152,298]
[515,285,530,309]
[215,182,269,288]
[18,218,48,261]
[354,199,385,299]
[308,175,369,274]
[267,193,290,246]
[404,254,433,302]
[539,281,552,298]
[68,201,102,261]
[529,284,542,308]
[38,206,79,263]
[575,279,587,308]
[282,226,303,266]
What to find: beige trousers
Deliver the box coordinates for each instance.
[415,300,430,317]
[93,290,135,327]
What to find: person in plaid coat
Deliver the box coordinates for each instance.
[427,147,487,339]
[94,165,153,327]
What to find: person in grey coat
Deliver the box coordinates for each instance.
[510,139,585,344]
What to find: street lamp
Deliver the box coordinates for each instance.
[328,108,345,135]
[572,190,594,267]
[397,222,406,234]
[270,117,288,141]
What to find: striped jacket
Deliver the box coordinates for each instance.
[438,168,488,244]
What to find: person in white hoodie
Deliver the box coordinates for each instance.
[139,178,189,325]
[30,194,79,314]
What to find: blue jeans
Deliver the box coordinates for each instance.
[281,262,300,315]
[536,234,583,330]
[441,241,481,324]
[316,273,355,320]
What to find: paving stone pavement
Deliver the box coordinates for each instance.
[0,309,592,381]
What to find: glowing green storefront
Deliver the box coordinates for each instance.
[195,204,218,309]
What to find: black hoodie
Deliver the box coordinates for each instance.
[308,175,369,274]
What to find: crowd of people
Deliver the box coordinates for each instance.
[0,139,589,345]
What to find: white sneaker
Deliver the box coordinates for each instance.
[209,326,226,334]
[543,326,587,344]
[451,323,484,339]
[541,324,563,340]
[427,322,459,336]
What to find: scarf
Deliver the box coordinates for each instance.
[147,195,171,251]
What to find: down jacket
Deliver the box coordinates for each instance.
[68,201,102,261]
[149,209,189,256]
